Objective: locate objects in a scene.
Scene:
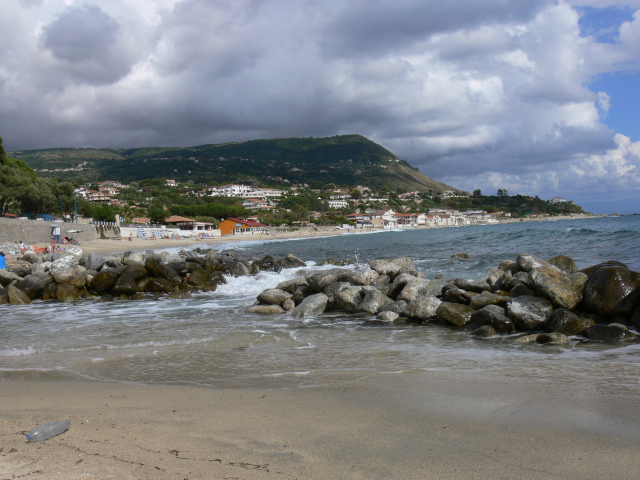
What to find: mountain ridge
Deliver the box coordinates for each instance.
[10,134,458,193]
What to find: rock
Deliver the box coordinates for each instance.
[188,266,209,286]
[472,325,496,337]
[6,261,32,277]
[529,266,582,310]
[283,254,306,268]
[111,269,139,296]
[323,282,352,304]
[145,257,182,285]
[292,285,314,305]
[369,257,416,278]
[123,252,145,266]
[498,260,519,274]
[510,284,534,297]
[166,291,192,300]
[126,264,148,281]
[442,286,472,305]
[371,275,391,296]
[348,268,379,286]
[545,309,594,335]
[317,258,341,266]
[405,296,442,321]
[396,278,433,302]
[482,267,503,289]
[334,286,365,312]
[306,268,351,291]
[506,295,554,331]
[257,254,284,273]
[581,265,640,317]
[585,323,636,343]
[378,300,409,315]
[387,273,418,299]
[257,288,293,306]
[15,274,46,300]
[144,277,175,293]
[436,302,474,327]
[0,269,24,287]
[451,253,470,259]
[454,278,490,293]
[547,255,577,274]
[21,251,39,264]
[468,292,509,310]
[536,332,570,344]
[85,252,106,271]
[56,283,79,302]
[276,277,309,294]
[168,262,190,277]
[89,268,119,293]
[516,254,554,273]
[42,282,58,301]
[512,334,539,344]
[377,311,400,322]
[50,256,85,284]
[470,305,515,334]
[8,285,31,305]
[356,287,393,314]
[246,304,285,314]
[282,298,296,311]
[292,293,329,319]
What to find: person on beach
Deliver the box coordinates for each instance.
[0,251,6,269]
[17,241,26,255]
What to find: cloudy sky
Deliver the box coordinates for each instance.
[2,0,639,213]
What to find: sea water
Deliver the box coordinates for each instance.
[1,216,639,401]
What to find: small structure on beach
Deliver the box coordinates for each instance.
[218,217,267,235]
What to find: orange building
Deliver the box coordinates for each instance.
[218,218,267,236]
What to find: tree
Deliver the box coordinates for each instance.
[473,189,482,197]
[147,203,169,224]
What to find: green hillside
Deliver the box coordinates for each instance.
[10,135,457,193]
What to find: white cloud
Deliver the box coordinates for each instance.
[0,0,639,212]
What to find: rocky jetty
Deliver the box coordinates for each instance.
[250,254,640,345]
[0,247,306,305]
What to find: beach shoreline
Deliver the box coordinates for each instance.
[2,372,638,479]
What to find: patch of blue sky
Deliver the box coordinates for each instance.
[589,71,640,142]
[577,5,635,43]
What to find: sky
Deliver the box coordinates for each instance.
[1,0,639,214]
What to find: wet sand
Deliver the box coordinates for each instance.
[2,372,638,480]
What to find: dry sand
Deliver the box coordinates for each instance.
[2,375,638,480]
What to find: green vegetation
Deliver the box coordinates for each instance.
[10,134,457,194]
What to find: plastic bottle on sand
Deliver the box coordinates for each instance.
[26,419,71,442]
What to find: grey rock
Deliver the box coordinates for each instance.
[506,295,554,331]
[123,252,145,266]
[188,266,209,286]
[377,311,400,322]
[581,265,640,317]
[85,252,106,271]
[396,278,433,302]
[472,325,496,337]
[387,273,418,299]
[547,255,577,274]
[510,284,534,297]
[536,332,570,344]
[0,269,23,287]
[111,270,139,297]
[454,278,490,293]
[585,323,636,343]
[545,309,594,335]
[334,285,365,312]
[436,302,474,327]
[516,254,555,273]
[89,269,119,293]
[498,260,519,274]
[246,304,286,314]
[8,285,31,305]
[276,277,309,294]
[292,293,329,319]
[405,296,442,320]
[348,268,379,286]
[369,257,416,278]
[257,288,293,306]
[469,292,510,310]
[56,283,79,302]
[282,298,296,311]
[356,287,393,314]
[6,261,32,277]
[306,268,352,291]
[470,304,515,334]
[442,286,472,305]
[529,265,582,309]
[21,251,39,264]
[451,253,470,259]
[50,256,86,284]
[378,300,409,315]
[323,282,352,304]
[371,275,391,296]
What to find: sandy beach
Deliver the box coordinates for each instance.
[2,372,639,480]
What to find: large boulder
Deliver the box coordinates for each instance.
[123,252,145,266]
[585,323,637,343]
[369,257,416,278]
[85,252,106,271]
[292,293,329,319]
[0,269,23,287]
[276,277,309,294]
[470,304,515,334]
[6,261,32,277]
[50,256,86,284]
[454,278,490,294]
[396,278,433,302]
[348,268,379,286]
[506,295,554,331]
[187,266,209,287]
[529,266,583,310]
[228,261,250,277]
[8,285,31,305]
[516,254,553,273]
[436,302,474,327]
[21,251,39,264]
[257,288,293,306]
[111,269,139,296]
[405,296,442,321]
[144,277,175,293]
[356,287,393,314]
[145,257,182,285]
[469,292,509,310]
[306,269,352,292]
[56,283,79,302]
[546,255,577,274]
[15,274,46,300]
[581,264,640,317]
[545,309,594,336]
[334,285,365,312]
[89,268,119,293]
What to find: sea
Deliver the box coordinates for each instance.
[2,216,640,436]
